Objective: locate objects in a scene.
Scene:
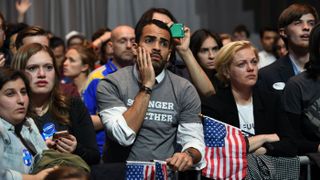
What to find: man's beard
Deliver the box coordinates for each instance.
[115,53,134,67]
[151,51,167,76]
[152,60,167,76]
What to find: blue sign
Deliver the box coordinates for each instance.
[22,149,32,166]
[41,123,56,140]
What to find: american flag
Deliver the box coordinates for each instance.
[126,161,168,180]
[201,115,247,180]
[155,161,167,180]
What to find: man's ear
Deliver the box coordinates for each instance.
[279,28,287,38]
[108,41,113,49]
[166,49,172,62]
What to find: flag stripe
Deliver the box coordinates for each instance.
[126,161,167,180]
[202,116,247,179]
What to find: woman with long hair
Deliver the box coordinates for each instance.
[11,43,100,165]
[190,29,223,90]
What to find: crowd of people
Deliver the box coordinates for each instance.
[1,1,320,179]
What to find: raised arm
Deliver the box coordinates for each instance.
[175,27,215,97]
[16,0,32,23]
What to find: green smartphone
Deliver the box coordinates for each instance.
[170,23,185,38]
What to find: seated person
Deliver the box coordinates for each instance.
[96,19,205,171]
[11,43,100,165]
[0,67,55,180]
[283,22,320,154]
[202,41,297,157]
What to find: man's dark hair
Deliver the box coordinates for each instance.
[49,36,65,50]
[259,26,277,39]
[15,26,48,49]
[233,24,250,38]
[135,19,173,47]
[136,8,177,27]
[306,22,320,79]
[278,3,318,30]
[135,8,178,70]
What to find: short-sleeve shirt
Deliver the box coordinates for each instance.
[97,66,201,161]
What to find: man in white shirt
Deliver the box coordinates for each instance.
[258,27,278,68]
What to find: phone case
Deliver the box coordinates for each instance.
[170,23,184,38]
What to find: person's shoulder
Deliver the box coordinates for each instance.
[167,70,192,86]
[88,65,107,79]
[254,83,279,100]
[259,55,289,73]
[258,50,266,57]
[211,86,232,102]
[104,66,132,80]
[69,96,83,105]
[286,71,310,88]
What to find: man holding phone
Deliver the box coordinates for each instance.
[97,19,205,172]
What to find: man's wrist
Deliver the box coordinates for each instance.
[177,48,192,59]
[183,149,195,163]
[140,85,152,94]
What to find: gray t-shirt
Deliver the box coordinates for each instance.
[97,66,201,161]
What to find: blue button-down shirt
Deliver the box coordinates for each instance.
[0,117,48,180]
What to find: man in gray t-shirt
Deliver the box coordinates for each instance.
[97,19,205,171]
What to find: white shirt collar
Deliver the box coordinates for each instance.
[133,64,166,84]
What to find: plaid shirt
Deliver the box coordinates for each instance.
[246,154,300,180]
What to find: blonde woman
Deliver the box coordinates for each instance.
[202,41,296,156]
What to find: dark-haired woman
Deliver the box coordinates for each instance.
[190,29,224,90]
[0,67,55,180]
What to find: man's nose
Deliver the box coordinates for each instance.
[153,42,161,50]
[126,41,133,48]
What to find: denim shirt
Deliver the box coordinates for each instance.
[0,117,48,180]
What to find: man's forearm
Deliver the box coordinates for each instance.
[123,91,151,133]
[91,115,104,131]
